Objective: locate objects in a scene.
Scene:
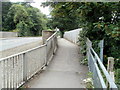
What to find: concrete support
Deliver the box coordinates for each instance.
[42,31,55,44]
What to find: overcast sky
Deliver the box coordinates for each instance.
[10,0,50,16]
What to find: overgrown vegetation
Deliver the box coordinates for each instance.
[83,72,94,88]
[77,2,120,87]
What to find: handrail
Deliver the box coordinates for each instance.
[0,30,58,89]
[86,38,118,89]
[0,44,46,61]
[46,31,57,42]
[90,52,107,88]
[91,48,118,88]
[0,31,58,62]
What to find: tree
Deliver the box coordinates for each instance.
[2,2,12,31]
[42,2,81,37]
[2,2,48,36]
[26,6,47,36]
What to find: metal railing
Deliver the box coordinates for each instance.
[86,38,118,89]
[0,30,58,89]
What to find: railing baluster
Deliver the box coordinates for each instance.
[23,53,27,82]
[0,61,3,89]
[0,30,58,89]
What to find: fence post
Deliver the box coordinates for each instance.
[98,39,104,63]
[106,57,115,87]
[86,38,92,71]
[107,57,115,81]
[23,53,27,81]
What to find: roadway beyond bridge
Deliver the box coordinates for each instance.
[24,38,88,88]
[0,37,42,58]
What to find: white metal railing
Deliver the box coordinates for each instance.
[64,28,82,44]
[86,38,118,89]
[0,30,58,89]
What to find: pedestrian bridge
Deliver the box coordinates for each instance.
[0,29,118,89]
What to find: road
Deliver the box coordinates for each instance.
[0,37,42,51]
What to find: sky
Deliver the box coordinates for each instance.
[10,0,50,16]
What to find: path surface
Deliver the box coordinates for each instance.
[25,38,88,88]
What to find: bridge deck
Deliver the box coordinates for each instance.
[24,38,88,88]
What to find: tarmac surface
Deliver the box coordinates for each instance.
[0,37,42,58]
[0,37,42,51]
[24,38,88,88]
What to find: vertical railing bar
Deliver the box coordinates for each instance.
[0,61,3,89]
[3,60,6,88]
[7,59,10,89]
[45,42,48,65]
[6,59,9,89]
[18,55,20,87]
[20,54,23,84]
[13,57,15,90]
[12,57,14,89]
[0,30,58,89]
[21,54,23,85]
[16,56,18,88]
[23,53,27,82]
[9,57,12,89]
[9,58,11,89]
[14,56,17,88]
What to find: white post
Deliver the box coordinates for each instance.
[106,57,115,87]
[86,38,92,71]
[98,39,104,63]
[23,53,27,81]
[107,57,115,81]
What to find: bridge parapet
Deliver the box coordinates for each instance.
[64,28,82,44]
[0,30,58,89]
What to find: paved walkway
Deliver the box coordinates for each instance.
[25,38,88,88]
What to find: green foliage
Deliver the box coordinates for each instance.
[2,2,48,36]
[77,2,120,87]
[86,72,93,88]
[42,2,81,37]
[16,21,31,36]
[115,69,120,89]
[43,2,120,69]
[2,2,13,31]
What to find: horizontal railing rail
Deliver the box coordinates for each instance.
[0,30,58,89]
[86,38,118,89]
